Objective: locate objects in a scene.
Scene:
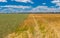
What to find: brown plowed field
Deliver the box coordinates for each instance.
[5,14,60,38]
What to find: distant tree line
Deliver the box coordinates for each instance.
[0,12,60,14]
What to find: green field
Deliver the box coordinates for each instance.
[0,14,28,38]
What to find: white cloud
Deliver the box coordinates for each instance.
[0,5,32,13]
[42,3,46,5]
[0,5,60,13]
[0,5,31,9]
[0,0,7,2]
[30,6,60,12]
[12,0,34,4]
[51,0,60,6]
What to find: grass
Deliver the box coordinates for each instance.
[0,14,28,38]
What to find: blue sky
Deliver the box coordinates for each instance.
[0,0,60,13]
[0,0,56,7]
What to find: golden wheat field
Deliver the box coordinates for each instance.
[5,14,60,38]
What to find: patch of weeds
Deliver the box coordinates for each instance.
[39,23,47,38]
[29,25,35,35]
[16,25,29,33]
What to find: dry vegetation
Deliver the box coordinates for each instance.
[5,14,60,38]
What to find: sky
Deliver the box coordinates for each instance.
[0,0,60,13]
